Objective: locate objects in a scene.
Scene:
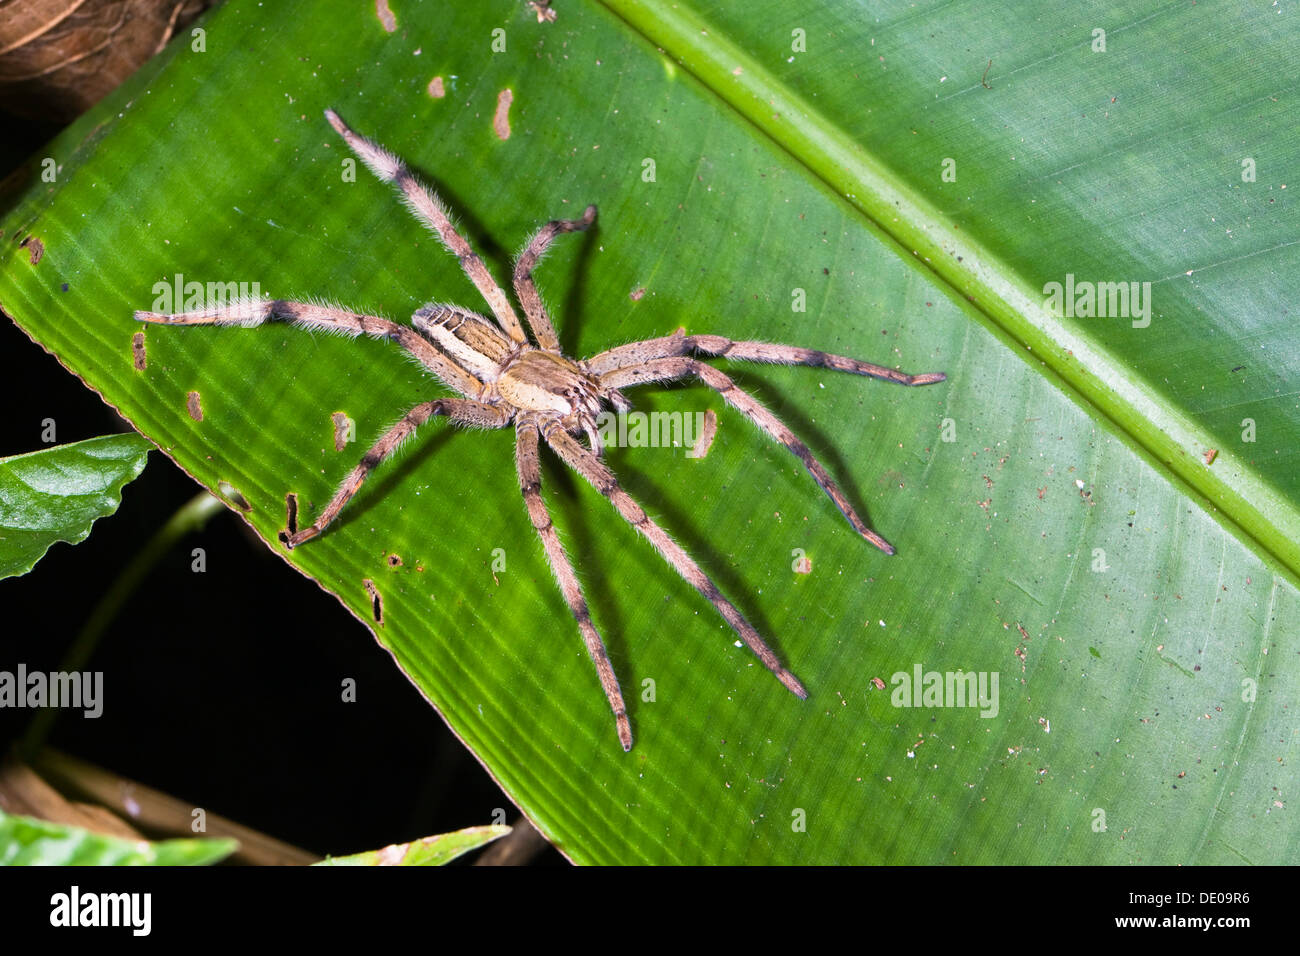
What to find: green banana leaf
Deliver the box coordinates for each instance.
[0,0,1295,864]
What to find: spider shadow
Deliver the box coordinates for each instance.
[322,417,462,535]
[404,164,601,357]
[611,361,898,651]
[593,379,821,665]
[533,412,795,714]
[553,211,600,358]
[406,170,518,303]
[712,363,891,544]
[627,357,891,542]
[606,447,791,679]
[538,449,629,654]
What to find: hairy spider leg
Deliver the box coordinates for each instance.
[541,423,808,701]
[587,330,946,554]
[135,298,483,397]
[325,108,529,346]
[587,327,947,387]
[282,399,511,549]
[516,418,632,750]
[600,356,901,554]
[511,204,598,351]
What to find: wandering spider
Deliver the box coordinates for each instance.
[136,109,946,751]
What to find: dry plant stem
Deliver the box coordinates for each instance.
[473,816,552,866]
[32,749,318,866]
[134,108,946,750]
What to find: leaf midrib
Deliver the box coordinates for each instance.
[598,0,1300,586]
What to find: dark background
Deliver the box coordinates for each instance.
[0,113,556,865]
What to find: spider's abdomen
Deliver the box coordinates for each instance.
[498,349,600,419]
[413,303,512,382]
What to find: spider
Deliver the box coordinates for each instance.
[136,108,946,751]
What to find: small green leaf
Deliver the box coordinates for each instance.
[315,825,510,866]
[0,434,152,580]
[0,809,237,865]
[1089,647,1101,660]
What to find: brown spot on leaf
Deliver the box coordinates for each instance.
[217,481,252,512]
[363,579,384,625]
[285,493,299,535]
[332,412,353,452]
[374,0,396,32]
[428,76,445,98]
[870,677,886,691]
[687,408,717,459]
[186,391,203,421]
[1073,478,1094,505]
[1203,448,1218,465]
[493,88,513,140]
[23,237,44,264]
[877,468,905,489]
[387,553,402,568]
[794,554,812,575]
[1014,630,1029,671]
[529,0,557,22]
[629,286,646,301]
[131,331,146,370]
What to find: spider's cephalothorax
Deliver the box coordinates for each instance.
[498,348,614,450]
[413,301,621,451]
[136,108,946,752]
